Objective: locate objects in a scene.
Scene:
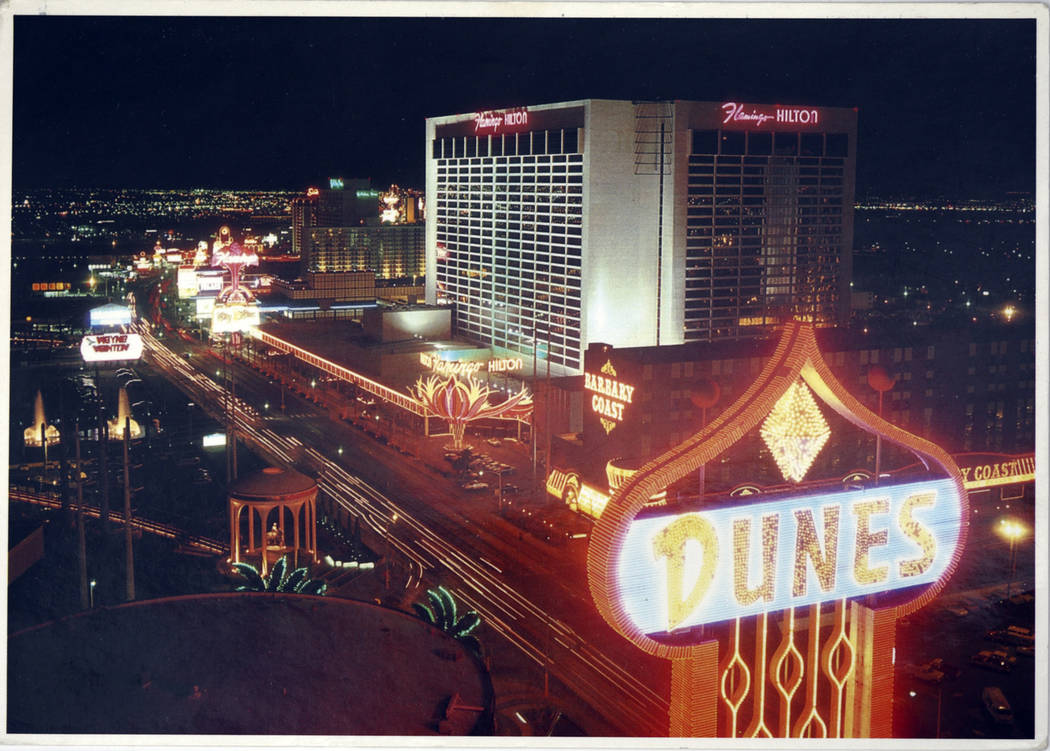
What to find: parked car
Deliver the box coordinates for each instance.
[486,438,501,447]
[982,687,1014,725]
[986,626,1035,647]
[462,481,489,491]
[971,650,1015,674]
[923,658,961,680]
[904,663,944,684]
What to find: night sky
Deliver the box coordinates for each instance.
[12,16,1037,197]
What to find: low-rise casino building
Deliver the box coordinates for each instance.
[8,594,493,735]
[544,321,1035,518]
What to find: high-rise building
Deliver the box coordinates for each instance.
[291,192,317,256]
[318,178,380,227]
[304,224,425,279]
[425,100,857,374]
[292,180,424,279]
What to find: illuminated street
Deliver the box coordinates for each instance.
[134,321,671,734]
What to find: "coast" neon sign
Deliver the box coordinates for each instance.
[584,361,635,433]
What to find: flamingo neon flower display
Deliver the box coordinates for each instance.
[412,374,532,450]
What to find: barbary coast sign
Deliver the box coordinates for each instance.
[721,102,821,129]
[958,454,1035,490]
[617,478,962,635]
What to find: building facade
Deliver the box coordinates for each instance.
[291,194,317,257]
[425,100,857,374]
[305,224,426,279]
[270,270,376,305]
[562,322,1035,496]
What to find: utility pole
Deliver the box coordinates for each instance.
[544,337,552,505]
[96,366,110,530]
[123,416,135,602]
[544,611,551,698]
[75,422,89,611]
[59,421,71,520]
[40,424,48,493]
[531,327,539,491]
[230,350,238,480]
[224,338,232,484]
[656,120,665,347]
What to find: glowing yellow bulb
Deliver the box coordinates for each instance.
[761,381,831,483]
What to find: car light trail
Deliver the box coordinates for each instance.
[138,327,671,735]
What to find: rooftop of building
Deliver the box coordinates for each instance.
[8,592,492,735]
[257,318,488,389]
[587,319,1036,366]
[227,465,317,501]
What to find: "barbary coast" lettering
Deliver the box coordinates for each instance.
[584,371,636,422]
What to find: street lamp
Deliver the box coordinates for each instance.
[89,579,97,608]
[997,518,1026,601]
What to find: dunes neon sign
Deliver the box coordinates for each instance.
[586,322,968,737]
[618,478,962,634]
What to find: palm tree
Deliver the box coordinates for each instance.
[412,585,482,654]
[232,555,327,595]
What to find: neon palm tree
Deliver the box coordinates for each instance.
[412,374,532,451]
[232,555,327,595]
[413,586,482,654]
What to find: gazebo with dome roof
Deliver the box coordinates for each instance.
[228,466,318,575]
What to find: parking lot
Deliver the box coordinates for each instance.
[894,583,1035,739]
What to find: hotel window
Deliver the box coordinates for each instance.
[800,132,823,157]
[773,132,798,156]
[747,131,772,155]
[720,131,745,155]
[563,128,579,153]
[826,133,849,157]
[692,129,719,154]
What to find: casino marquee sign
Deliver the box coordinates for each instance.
[587,322,968,738]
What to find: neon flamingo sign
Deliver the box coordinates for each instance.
[473,107,529,134]
[721,102,821,128]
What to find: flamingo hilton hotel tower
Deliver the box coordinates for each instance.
[426,100,858,375]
